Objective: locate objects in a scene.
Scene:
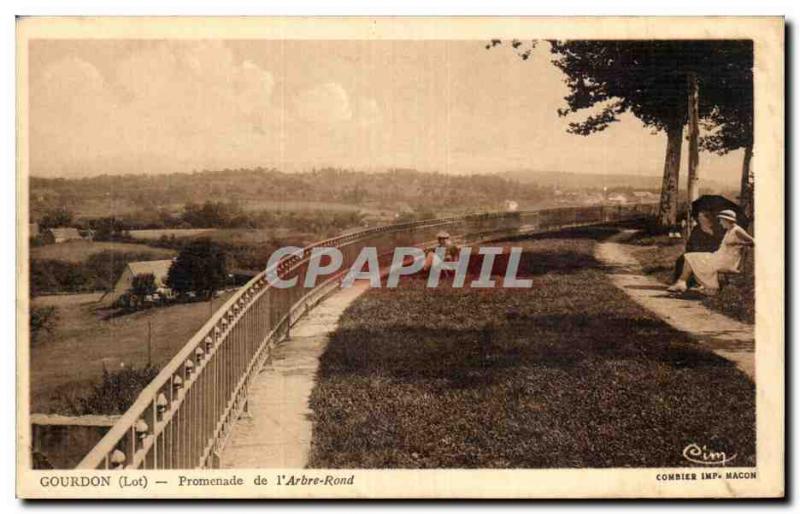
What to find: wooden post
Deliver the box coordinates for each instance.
[741,143,754,229]
[686,72,701,236]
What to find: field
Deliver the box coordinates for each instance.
[29,291,235,414]
[128,228,215,240]
[238,199,376,213]
[307,229,755,468]
[30,240,175,263]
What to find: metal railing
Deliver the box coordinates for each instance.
[75,202,656,469]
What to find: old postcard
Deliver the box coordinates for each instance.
[16,16,784,499]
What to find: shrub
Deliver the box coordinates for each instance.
[39,207,73,230]
[129,273,157,306]
[29,259,93,296]
[29,251,168,296]
[30,305,58,343]
[76,364,159,415]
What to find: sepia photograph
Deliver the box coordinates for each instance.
[15,16,784,499]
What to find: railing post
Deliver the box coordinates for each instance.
[156,390,169,469]
[143,401,156,469]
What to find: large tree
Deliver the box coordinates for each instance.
[493,40,753,227]
[166,239,228,299]
[699,41,754,222]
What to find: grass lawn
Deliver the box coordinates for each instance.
[30,291,234,414]
[625,233,755,324]
[308,229,755,468]
[30,240,175,263]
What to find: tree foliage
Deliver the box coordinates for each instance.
[490,39,754,226]
[166,239,227,298]
[88,217,132,241]
[547,40,752,135]
[30,305,59,344]
[699,41,754,154]
[75,364,159,415]
[130,273,157,302]
[39,207,73,229]
[29,251,166,296]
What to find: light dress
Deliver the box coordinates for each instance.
[684,225,749,290]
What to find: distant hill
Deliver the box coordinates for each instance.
[499,170,732,194]
[28,167,553,223]
[29,167,741,227]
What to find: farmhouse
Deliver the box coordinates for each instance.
[109,259,175,305]
[42,227,83,244]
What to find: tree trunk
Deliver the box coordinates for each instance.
[740,143,754,224]
[657,123,683,227]
[686,73,701,214]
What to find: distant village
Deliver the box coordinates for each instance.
[551,188,660,206]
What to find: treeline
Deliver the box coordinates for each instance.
[178,202,366,232]
[30,167,549,221]
[29,251,159,296]
[35,202,367,241]
[147,233,294,273]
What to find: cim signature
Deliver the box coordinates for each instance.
[682,443,737,466]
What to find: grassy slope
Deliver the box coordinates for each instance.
[30,291,234,414]
[308,231,754,468]
[625,234,755,324]
[30,240,175,263]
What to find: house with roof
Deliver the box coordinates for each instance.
[42,227,83,244]
[108,259,175,305]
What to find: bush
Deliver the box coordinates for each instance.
[39,208,73,230]
[86,217,133,242]
[29,251,168,296]
[129,273,157,304]
[30,305,58,343]
[29,260,93,296]
[75,364,159,415]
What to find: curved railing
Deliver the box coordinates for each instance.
[76,202,656,469]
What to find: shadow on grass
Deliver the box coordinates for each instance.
[502,225,622,243]
[321,314,736,382]
[308,232,755,469]
[311,314,753,469]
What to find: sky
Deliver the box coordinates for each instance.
[28,39,744,185]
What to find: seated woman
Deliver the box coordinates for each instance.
[672,210,724,284]
[668,209,754,294]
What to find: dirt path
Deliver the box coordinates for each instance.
[220,282,370,468]
[595,230,755,380]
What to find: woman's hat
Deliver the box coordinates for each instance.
[436,231,450,239]
[717,209,737,223]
